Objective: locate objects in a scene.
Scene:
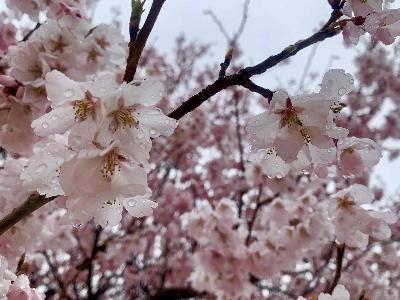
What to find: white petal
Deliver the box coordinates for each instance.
[31,105,75,136]
[320,69,354,100]
[135,107,178,138]
[349,184,375,204]
[45,70,85,105]
[122,194,158,218]
[122,79,164,106]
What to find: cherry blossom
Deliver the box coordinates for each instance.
[246,69,354,178]
[297,284,350,300]
[328,184,397,249]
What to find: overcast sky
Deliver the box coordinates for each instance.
[1,0,400,195]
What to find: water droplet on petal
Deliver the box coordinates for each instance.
[72,224,82,228]
[36,163,46,172]
[139,143,146,150]
[137,131,144,139]
[128,200,136,207]
[258,150,267,160]
[51,115,58,121]
[338,88,347,96]
[150,129,157,136]
[42,122,49,129]
[276,173,283,179]
[364,149,370,154]
[64,89,74,98]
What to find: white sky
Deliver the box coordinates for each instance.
[1,0,400,195]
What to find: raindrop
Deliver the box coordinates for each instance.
[42,122,49,129]
[150,129,157,136]
[137,131,144,139]
[327,148,333,153]
[74,136,82,144]
[139,143,146,150]
[36,163,47,172]
[72,224,82,228]
[51,115,58,121]
[338,88,347,96]
[258,150,267,160]
[276,173,283,179]
[364,149,370,154]
[128,200,136,207]
[63,89,74,98]
[349,78,354,85]
[302,169,310,175]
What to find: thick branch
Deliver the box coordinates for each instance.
[0,194,56,237]
[168,9,342,120]
[123,0,166,82]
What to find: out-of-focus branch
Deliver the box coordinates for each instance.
[168,9,343,120]
[326,243,346,294]
[123,0,166,82]
[245,191,278,246]
[87,227,102,300]
[21,22,41,42]
[0,194,56,237]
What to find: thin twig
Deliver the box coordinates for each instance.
[21,23,41,42]
[123,0,166,82]
[87,227,102,300]
[168,9,342,120]
[327,243,346,294]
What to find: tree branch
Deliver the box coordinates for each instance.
[326,243,345,294]
[168,9,342,120]
[123,0,166,82]
[0,194,56,237]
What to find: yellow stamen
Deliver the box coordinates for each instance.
[101,149,121,181]
[111,107,139,129]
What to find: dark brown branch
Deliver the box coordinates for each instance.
[241,78,274,100]
[0,194,56,237]
[168,9,342,120]
[87,227,102,300]
[245,190,278,246]
[43,251,72,300]
[148,287,204,300]
[123,0,166,82]
[21,23,41,42]
[327,243,345,294]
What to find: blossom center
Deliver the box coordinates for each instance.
[101,149,125,181]
[337,196,356,209]
[73,92,95,121]
[110,107,139,130]
[276,98,303,128]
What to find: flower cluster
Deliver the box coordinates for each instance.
[246,69,380,179]
[0,255,43,300]
[20,70,178,226]
[341,0,400,45]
